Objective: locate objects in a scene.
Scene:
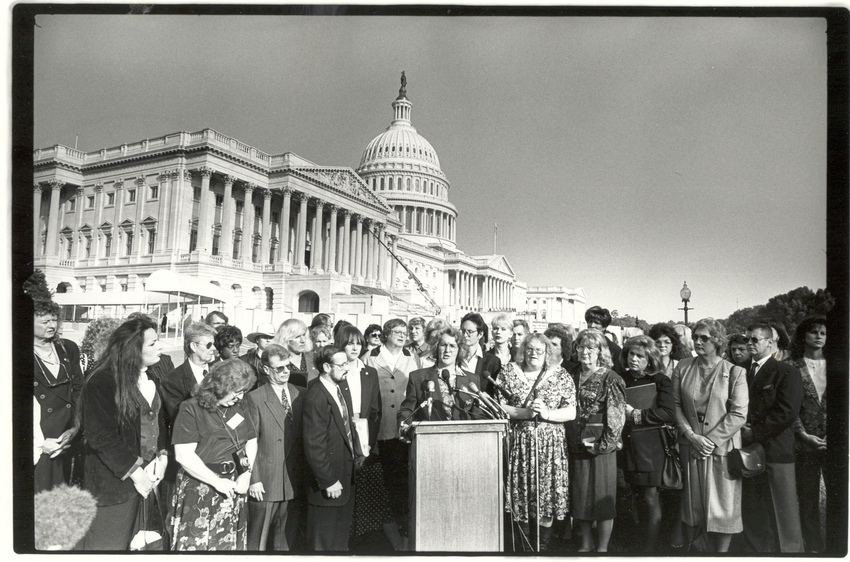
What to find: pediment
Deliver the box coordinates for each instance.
[292,167,391,212]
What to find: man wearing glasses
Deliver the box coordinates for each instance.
[161,322,218,424]
[244,344,306,551]
[736,322,803,553]
[303,346,364,550]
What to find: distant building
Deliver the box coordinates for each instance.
[32,77,584,329]
[525,286,588,332]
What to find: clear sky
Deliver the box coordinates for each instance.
[32,13,828,323]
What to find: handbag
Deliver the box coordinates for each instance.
[130,486,168,551]
[728,442,766,478]
[659,424,683,489]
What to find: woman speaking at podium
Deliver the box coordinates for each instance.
[497,333,576,551]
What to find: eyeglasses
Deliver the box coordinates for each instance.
[693,334,712,343]
[194,341,214,349]
[525,347,547,356]
[577,346,599,353]
[265,364,290,374]
[368,333,381,338]
[389,330,406,336]
[746,336,769,344]
[461,329,479,336]
[331,361,349,368]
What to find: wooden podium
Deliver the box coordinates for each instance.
[409,419,508,552]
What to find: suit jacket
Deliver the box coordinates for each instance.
[364,346,421,440]
[161,360,203,426]
[398,366,483,424]
[787,357,826,446]
[81,369,169,506]
[145,352,175,385]
[339,365,382,451]
[240,348,265,388]
[288,350,320,388]
[672,357,748,455]
[34,338,84,438]
[747,356,803,463]
[466,352,502,397]
[302,378,363,507]
[244,382,305,502]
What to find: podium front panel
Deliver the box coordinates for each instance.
[410,420,506,552]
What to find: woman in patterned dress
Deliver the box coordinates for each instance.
[498,333,576,551]
[170,359,257,550]
[567,329,626,552]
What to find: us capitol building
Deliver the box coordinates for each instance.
[33,76,586,331]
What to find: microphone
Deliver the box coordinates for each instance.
[481,372,513,402]
[426,380,435,418]
[440,369,453,391]
[469,382,507,419]
[455,385,496,419]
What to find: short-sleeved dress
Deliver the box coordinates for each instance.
[566,366,626,521]
[498,363,576,524]
[170,398,256,551]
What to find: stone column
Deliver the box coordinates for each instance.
[157,172,171,251]
[311,199,324,273]
[375,224,384,285]
[353,215,363,281]
[341,210,351,276]
[280,187,292,263]
[241,184,256,263]
[295,192,308,270]
[390,235,398,291]
[363,219,374,282]
[326,204,337,273]
[33,185,43,256]
[260,188,272,263]
[134,177,146,256]
[196,168,213,252]
[74,187,84,259]
[221,175,235,259]
[112,181,124,258]
[46,180,63,256]
[91,183,104,260]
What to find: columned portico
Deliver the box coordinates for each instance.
[241,184,256,262]
[311,199,324,274]
[221,175,235,258]
[196,168,213,253]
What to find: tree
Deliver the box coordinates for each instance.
[721,305,766,336]
[720,287,834,336]
[23,269,53,303]
[610,314,650,333]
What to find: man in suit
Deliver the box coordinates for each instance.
[737,322,804,553]
[303,346,364,551]
[160,322,218,424]
[459,312,502,396]
[244,344,306,551]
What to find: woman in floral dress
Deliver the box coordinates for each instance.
[170,359,257,550]
[498,333,576,551]
[567,329,626,552]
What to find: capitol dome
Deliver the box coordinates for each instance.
[356,75,458,250]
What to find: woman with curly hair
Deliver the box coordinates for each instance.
[79,317,121,375]
[498,333,576,551]
[77,317,167,549]
[170,359,257,550]
[566,329,626,552]
[649,323,687,378]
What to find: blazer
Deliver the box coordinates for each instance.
[145,352,175,385]
[288,350,320,388]
[787,357,826,446]
[81,369,168,506]
[398,366,483,424]
[747,356,803,463]
[161,360,202,426]
[244,382,305,502]
[34,338,84,438]
[339,364,382,451]
[467,352,502,397]
[302,378,363,507]
[672,358,748,456]
[364,346,421,440]
[239,348,265,387]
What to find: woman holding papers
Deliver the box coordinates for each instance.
[566,329,625,553]
[620,335,676,551]
[672,318,748,552]
[498,333,576,551]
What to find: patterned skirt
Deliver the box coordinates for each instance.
[507,421,569,523]
[351,461,392,536]
[169,468,247,551]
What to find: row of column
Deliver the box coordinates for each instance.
[396,205,455,240]
[447,270,513,311]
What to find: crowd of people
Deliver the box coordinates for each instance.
[31,294,838,554]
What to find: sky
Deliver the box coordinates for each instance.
[31,12,829,323]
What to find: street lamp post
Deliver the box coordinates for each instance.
[679,282,692,325]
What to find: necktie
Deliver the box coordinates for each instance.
[748,361,758,383]
[280,388,293,424]
[336,385,354,456]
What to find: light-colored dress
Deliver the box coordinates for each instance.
[672,357,748,534]
[498,363,576,523]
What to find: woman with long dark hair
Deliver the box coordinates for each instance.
[77,317,167,549]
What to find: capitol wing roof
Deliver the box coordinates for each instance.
[473,254,516,278]
[286,166,392,213]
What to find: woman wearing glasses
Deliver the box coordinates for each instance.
[170,359,257,550]
[32,297,85,493]
[361,324,383,358]
[672,318,747,552]
[567,329,625,552]
[497,333,576,551]
[273,319,319,387]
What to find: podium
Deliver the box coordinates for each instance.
[409,419,509,552]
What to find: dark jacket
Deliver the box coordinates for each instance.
[80,369,168,506]
[302,378,363,507]
[161,360,201,426]
[240,348,265,388]
[787,356,826,448]
[244,382,305,502]
[398,366,483,424]
[467,351,502,397]
[340,364,382,451]
[34,338,84,438]
[747,356,803,463]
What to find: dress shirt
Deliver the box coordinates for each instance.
[346,359,363,418]
[188,359,208,384]
[460,344,483,374]
[750,354,771,378]
[319,377,346,418]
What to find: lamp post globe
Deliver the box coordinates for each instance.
[679,282,691,324]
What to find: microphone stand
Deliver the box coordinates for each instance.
[533,389,540,552]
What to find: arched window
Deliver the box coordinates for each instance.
[298,291,320,313]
